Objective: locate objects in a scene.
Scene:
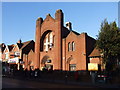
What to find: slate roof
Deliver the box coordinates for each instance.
[8,44,14,52]
[62,26,80,38]
[17,43,23,49]
[4,40,34,53]
[20,40,33,50]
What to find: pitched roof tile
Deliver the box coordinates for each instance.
[89,47,101,57]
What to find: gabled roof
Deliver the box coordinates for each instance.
[17,43,23,49]
[8,44,14,52]
[2,40,34,54]
[62,27,70,38]
[44,14,55,22]
[41,14,55,26]
[0,43,6,53]
[20,40,33,50]
[3,44,14,53]
[20,40,35,54]
[11,43,22,52]
[62,26,80,38]
[71,30,80,35]
[89,47,101,57]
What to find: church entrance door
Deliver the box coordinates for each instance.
[45,64,53,71]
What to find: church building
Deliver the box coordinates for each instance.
[34,9,96,71]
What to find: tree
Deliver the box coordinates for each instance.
[96,19,120,72]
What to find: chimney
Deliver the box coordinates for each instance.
[17,39,22,44]
[66,22,72,30]
[55,9,64,26]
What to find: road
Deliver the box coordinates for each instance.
[2,77,98,89]
[2,77,120,89]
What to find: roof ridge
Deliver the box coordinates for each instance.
[22,40,33,44]
[20,40,33,50]
[71,30,80,35]
[89,47,101,57]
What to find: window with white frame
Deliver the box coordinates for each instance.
[5,52,9,59]
[15,52,20,57]
[68,42,71,51]
[72,42,75,51]
[44,32,54,51]
[44,34,49,51]
[49,32,53,49]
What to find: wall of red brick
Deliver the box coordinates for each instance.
[23,54,27,69]
[35,10,63,70]
[65,32,78,70]
[27,50,34,70]
[34,9,96,71]
[64,32,96,71]
[77,33,87,70]
[90,58,100,64]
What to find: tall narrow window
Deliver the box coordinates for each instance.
[68,42,71,51]
[43,32,54,51]
[44,34,49,51]
[49,32,53,44]
[5,52,9,59]
[49,32,53,49]
[72,42,75,51]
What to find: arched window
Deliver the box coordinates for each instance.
[49,32,53,49]
[72,42,75,51]
[43,32,54,51]
[44,34,49,51]
[68,42,71,51]
[49,32,53,43]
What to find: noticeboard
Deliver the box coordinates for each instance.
[88,63,98,71]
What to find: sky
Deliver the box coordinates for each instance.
[2,2,118,45]
[118,1,120,28]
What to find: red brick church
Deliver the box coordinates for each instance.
[31,9,97,71]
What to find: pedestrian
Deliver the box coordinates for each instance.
[7,66,10,76]
[10,68,14,78]
[65,72,69,83]
[2,67,5,76]
[91,71,97,84]
[37,68,41,78]
[34,67,38,79]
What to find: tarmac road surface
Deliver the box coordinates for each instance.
[2,77,120,89]
[2,77,97,88]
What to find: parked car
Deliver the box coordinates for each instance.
[97,74,107,83]
[97,71,108,83]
